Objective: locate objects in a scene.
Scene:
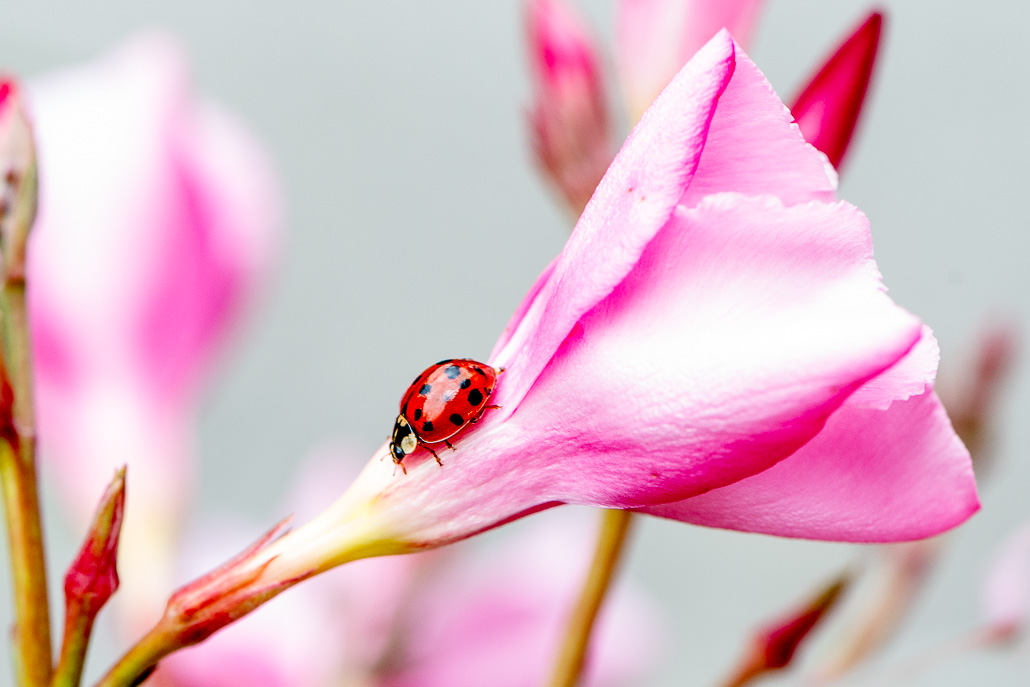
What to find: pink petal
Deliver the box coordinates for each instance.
[790,12,883,170]
[847,324,939,410]
[137,98,279,407]
[508,195,921,508]
[617,0,766,119]
[641,387,978,542]
[493,32,836,412]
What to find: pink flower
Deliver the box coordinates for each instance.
[983,521,1030,638]
[790,12,884,170]
[379,510,660,687]
[26,32,280,623]
[244,32,976,585]
[526,0,613,214]
[616,0,765,119]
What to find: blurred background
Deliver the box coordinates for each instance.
[0,0,1028,685]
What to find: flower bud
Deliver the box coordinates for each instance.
[790,12,883,170]
[526,0,612,214]
[723,574,849,686]
[0,77,38,282]
[64,467,126,612]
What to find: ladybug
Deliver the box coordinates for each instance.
[390,358,500,472]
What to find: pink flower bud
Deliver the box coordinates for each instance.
[790,12,884,170]
[526,0,613,214]
[0,77,38,280]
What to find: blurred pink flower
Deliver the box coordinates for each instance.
[984,522,1030,639]
[247,33,975,587]
[526,0,613,214]
[26,32,280,623]
[616,0,765,119]
[790,11,883,170]
[379,509,660,687]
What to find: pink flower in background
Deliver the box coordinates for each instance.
[379,510,660,687]
[26,32,280,624]
[789,12,883,170]
[527,0,613,214]
[983,521,1030,639]
[241,33,976,589]
[616,0,765,119]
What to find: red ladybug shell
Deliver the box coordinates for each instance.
[400,359,498,445]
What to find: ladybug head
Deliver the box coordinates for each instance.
[390,441,406,464]
[390,414,417,465]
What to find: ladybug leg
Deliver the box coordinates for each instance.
[423,443,443,467]
[485,404,501,410]
[444,439,456,451]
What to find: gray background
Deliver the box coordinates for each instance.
[1,1,1028,685]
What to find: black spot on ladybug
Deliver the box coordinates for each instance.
[467,389,484,406]
[422,421,434,433]
[460,378,471,389]
[445,365,461,379]
[474,366,487,377]
[419,384,431,396]
[449,414,464,427]
[412,408,422,421]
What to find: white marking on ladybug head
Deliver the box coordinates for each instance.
[400,433,417,454]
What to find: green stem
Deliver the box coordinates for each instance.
[51,605,95,687]
[548,509,634,687]
[0,278,52,687]
[92,626,174,687]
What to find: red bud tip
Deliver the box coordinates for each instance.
[790,11,884,170]
[64,468,126,612]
